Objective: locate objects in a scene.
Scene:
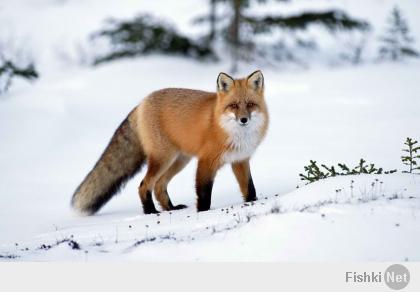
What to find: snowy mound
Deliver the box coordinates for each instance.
[1,173,419,261]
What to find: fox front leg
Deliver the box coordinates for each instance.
[232,160,257,202]
[195,159,218,212]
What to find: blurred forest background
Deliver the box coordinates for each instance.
[0,0,419,94]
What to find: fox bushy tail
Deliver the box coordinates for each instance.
[71,110,145,215]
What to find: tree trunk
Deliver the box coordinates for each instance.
[229,0,242,73]
[208,0,217,43]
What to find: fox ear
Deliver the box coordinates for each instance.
[217,72,234,93]
[247,70,264,91]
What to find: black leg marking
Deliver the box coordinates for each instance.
[143,190,159,214]
[172,204,188,210]
[246,176,257,202]
[196,180,214,212]
[167,192,188,210]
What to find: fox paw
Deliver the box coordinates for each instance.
[143,207,160,215]
[171,204,188,210]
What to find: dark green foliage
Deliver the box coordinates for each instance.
[0,60,39,95]
[194,0,369,71]
[91,1,369,68]
[244,10,369,33]
[378,6,419,61]
[321,164,337,177]
[299,159,397,184]
[91,14,216,65]
[299,160,328,183]
[337,163,350,173]
[401,137,420,173]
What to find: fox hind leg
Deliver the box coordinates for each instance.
[154,154,191,211]
[138,153,176,214]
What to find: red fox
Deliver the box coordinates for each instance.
[72,70,269,215]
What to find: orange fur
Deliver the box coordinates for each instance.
[72,70,269,214]
[132,70,268,212]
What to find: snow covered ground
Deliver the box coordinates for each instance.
[1,0,420,261]
[1,174,420,261]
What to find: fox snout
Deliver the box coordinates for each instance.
[226,112,251,126]
[240,117,248,124]
[234,112,255,126]
[239,117,249,126]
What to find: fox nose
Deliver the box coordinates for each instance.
[240,117,248,125]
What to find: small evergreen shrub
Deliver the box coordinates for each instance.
[401,137,420,173]
[299,137,420,184]
[299,159,397,184]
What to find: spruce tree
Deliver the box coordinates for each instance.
[378,6,419,61]
[401,137,420,173]
[196,0,369,72]
[193,0,220,45]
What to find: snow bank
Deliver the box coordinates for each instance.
[1,173,419,261]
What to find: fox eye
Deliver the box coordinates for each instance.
[228,103,239,109]
[247,102,256,108]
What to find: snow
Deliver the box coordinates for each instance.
[2,174,419,261]
[1,0,420,261]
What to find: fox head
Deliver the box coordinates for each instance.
[216,70,267,128]
[215,70,268,159]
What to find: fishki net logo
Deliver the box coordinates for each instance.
[346,264,410,290]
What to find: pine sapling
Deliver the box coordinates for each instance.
[366,163,379,174]
[299,160,328,183]
[353,159,367,174]
[401,137,420,173]
[299,159,397,184]
[321,164,337,177]
[338,163,351,175]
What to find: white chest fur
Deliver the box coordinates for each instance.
[219,111,265,163]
